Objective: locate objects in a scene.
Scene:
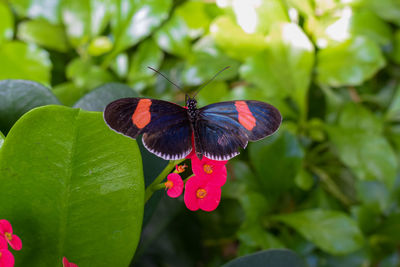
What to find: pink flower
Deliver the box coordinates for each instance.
[0,249,14,267]
[0,220,22,251]
[184,176,221,212]
[63,257,78,267]
[0,237,7,250]
[190,155,227,187]
[165,173,184,198]
[175,164,187,173]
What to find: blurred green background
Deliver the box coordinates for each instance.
[1,0,400,266]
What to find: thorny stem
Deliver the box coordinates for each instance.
[144,159,185,203]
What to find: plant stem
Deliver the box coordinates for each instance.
[144,159,185,203]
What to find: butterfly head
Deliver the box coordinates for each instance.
[187,97,197,110]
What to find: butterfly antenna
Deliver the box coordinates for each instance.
[148,66,184,92]
[193,66,230,97]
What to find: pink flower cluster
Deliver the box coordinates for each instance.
[0,220,22,267]
[165,150,228,212]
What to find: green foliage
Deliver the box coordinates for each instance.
[1,0,400,266]
[0,106,144,266]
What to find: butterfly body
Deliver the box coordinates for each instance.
[104,96,281,161]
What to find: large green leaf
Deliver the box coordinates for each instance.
[0,79,60,134]
[316,37,386,87]
[0,105,144,266]
[249,129,304,199]
[0,2,14,45]
[222,249,305,267]
[61,0,113,47]
[73,82,138,111]
[110,0,172,55]
[0,41,52,85]
[10,0,62,23]
[17,19,69,52]
[241,23,314,117]
[274,209,364,255]
[392,30,400,64]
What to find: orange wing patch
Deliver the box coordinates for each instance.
[132,99,152,129]
[235,101,256,131]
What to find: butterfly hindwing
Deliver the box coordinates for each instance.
[104,98,192,160]
[196,100,281,160]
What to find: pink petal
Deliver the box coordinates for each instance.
[198,184,221,212]
[0,249,14,267]
[63,257,78,267]
[8,235,22,251]
[184,177,202,211]
[166,173,184,198]
[0,237,7,249]
[0,221,12,236]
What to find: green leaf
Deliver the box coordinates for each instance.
[154,15,191,57]
[350,9,393,46]
[228,0,289,34]
[391,30,400,64]
[356,181,390,213]
[316,37,386,87]
[181,36,240,86]
[0,79,60,134]
[196,82,229,107]
[210,16,268,61]
[0,105,144,266]
[362,0,400,26]
[0,131,4,150]
[241,23,314,117]
[223,249,305,267]
[66,58,115,92]
[0,2,14,45]
[249,129,304,199]
[0,41,52,85]
[17,19,69,52]
[53,82,85,106]
[238,224,284,251]
[274,209,364,255]
[88,36,113,56]
[61,0,112,47]
[127,38,164,92]
[175,1,211,39]
[10,0,62,23]
[327,104,397,187]
[374,213,400,244]
[73,82,138,111]
[110,0,172,55]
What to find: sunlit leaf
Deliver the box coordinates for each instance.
[274,209,364,255]
[154,15,191,57]
[0,131,4,150]
[110,0,172,55]
[0,41,52,85]
[362,0,400,26]
[181,36,240,86]
[241,23,314,118]
[127,38,164,92]
[0,105,144,266]
[175,1,211,39]
[17,19,69,52]
[0,2,14,45]
[210,16,267,61]
[62,0,112,47]
[316,37,386,87]
[0,79,60,134]
[10,0,62,24]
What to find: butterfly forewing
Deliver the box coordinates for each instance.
[104,97,192,160]
[196,100,282,160]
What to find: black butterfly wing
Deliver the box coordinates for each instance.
[196,100,282,160]
[104,98,192,160]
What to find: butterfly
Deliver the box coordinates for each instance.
[104,95,282,161]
